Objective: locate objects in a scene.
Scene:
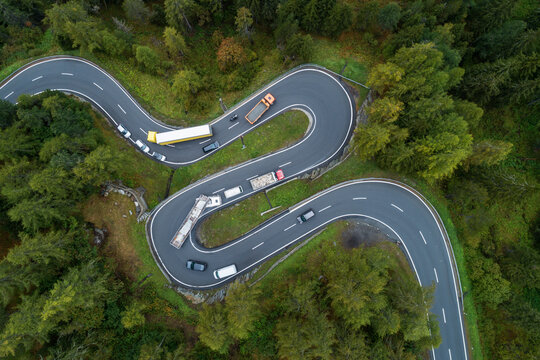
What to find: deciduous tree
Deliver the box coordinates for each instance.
[377,2,401,31]
[216,37,247,72]
[163,26,187,57]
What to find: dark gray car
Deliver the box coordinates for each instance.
[202,141,220,153]
[186,260,207,272]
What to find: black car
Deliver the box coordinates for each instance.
[229,113,238,121]
[186,260,207,272]
[202,141,220,153]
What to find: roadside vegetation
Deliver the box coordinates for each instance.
[0,0,538,359]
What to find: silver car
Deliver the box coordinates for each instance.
[152,152,166,161]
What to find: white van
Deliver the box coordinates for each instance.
[213,264,238,279]
[224,186,243,199]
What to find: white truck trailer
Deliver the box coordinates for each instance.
[170,195,209,249]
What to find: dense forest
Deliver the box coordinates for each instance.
[0,0,538,359]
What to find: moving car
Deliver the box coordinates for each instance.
[224,186,243,199]
[186,260,207,272]
[202,141,220,153]
[135,139,150,154]
[151,151,166,162]
[297,209,315,224]
[229,113,238,121]
[213,264,237,279]
[117,124,131,138]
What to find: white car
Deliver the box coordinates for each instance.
[117,124,131,138]
[135,139,150,154]
[151,152,166,161]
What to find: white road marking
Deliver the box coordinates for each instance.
[246,175,258,181]
[212,188,225,194]
[166,144,174,148]
[3,91,13,99]
[279,161,292,167]
[61,72,73,76]
[353,197,367,200]
[228,122,239,130]
[442,308,446,323]
[318,205,332,213]
[391,203,404,212]
[420,230,427,244]
[32,76,43,82]
[139,128,147,135]
[252,242,264,250]
[434,267,439,283]
[117,104,126,114]
[93,82,103,90]
[284,224,296,232]
[448,348,452,360]
[199,138,212,144]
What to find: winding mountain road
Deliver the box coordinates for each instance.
[0,56,468,360]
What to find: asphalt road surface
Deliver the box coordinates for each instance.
[0,56,468,360]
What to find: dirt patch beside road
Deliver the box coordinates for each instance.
[82,193,142,280]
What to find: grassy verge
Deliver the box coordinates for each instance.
[169,110,309,193]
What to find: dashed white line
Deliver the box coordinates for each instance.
[434,267,439,283]
[318,205,332,213]
[228,122,239,130]
[93,82,103,90]
[284,224,296,232]
[212,188,225,194]
[279,161,292,167]
[391,203,404,212]
[448,348,452,360]
[3,91,13,99]
[139,128,147,135]
[252,242,264,250]
[61,72,73,76]
[353,197,367,200]
[117,104,126,114]
[420,230,427,244]
[32,76,43,82]
[199,138,212,144]
[246,175,258,181]
[442,308,446,323]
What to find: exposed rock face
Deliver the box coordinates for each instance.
[93,227,108,246]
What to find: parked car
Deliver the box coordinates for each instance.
[186,260,207,272]
[135,139,150,154]
[117,124,131,138]
[296,209,315,224]
[152,151,166,161]
[202,141,220,153]
[275,169,285,181]
[229,113,238,121]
